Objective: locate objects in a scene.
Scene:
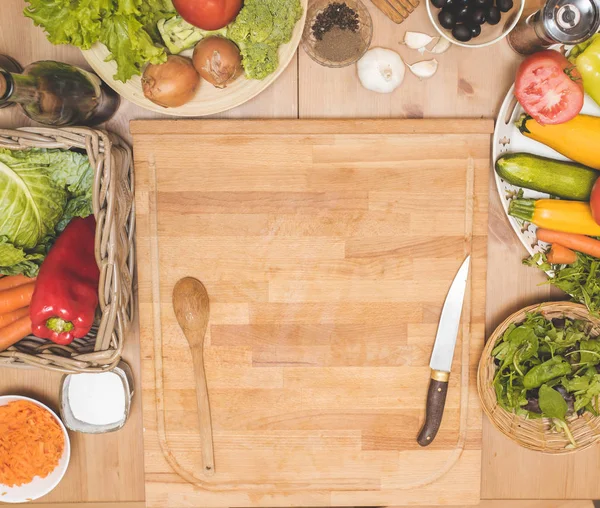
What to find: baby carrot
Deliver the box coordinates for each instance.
[0,283,35,314]
[0,275,36,292]
[0,315,32,352]
[537,229,600,259]
[547,244,578,265]
[0,307,29,329]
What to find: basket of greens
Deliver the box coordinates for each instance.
[0,127,134,373]
[478,302,600,453]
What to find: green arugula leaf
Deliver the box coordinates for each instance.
[525,252,600,316]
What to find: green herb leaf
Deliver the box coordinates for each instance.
[525,252,600,316]
[539,384,568,421]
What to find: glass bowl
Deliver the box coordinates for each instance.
[426,0,525,48]
[302,0,373,67]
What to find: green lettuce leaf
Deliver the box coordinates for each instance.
[100,13,167,82]
[24,0,170,82]
[0,157,67,249]
[24,0,111,50]
[0,237,47,278]
[0,148,94,276]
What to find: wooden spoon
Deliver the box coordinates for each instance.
[172,277,215,476]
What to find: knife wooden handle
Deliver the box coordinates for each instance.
[417,370,449,447]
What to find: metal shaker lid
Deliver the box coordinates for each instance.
[542,0,600,43]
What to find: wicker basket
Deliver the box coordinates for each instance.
[0,127,135,374]
[478,302,600,454]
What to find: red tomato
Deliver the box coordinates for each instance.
[172,0,242,30]
[591,178,600,225]
[515,50,584,125]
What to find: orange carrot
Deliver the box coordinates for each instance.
[537,229,600,259]
[0,275,36,292]
[0,400,65,487]
[0,307,29,328]
[0,315,32,352]
[0,283,35,315]
[547,244,578,265]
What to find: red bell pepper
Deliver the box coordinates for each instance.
[30,216,100,345]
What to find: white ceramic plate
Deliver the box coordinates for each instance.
[81,2,308,117]
[0,396,70,504]
[493,81,600,256]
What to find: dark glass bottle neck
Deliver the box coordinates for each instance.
[0,71,38,105]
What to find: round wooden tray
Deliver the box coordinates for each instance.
[478,302,600,454]
[81,2,308,117]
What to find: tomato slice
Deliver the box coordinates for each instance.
[515,50,584,125]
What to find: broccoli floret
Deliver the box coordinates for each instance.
[239,42,279,80]
[262,0,303,44]
[158,15,226,54]
[228,0,303,80]
[228,1,273,43]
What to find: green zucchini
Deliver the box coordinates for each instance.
[495,153,598,201]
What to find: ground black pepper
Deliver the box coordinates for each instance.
[312,2,360,41]
[314,27,362,62]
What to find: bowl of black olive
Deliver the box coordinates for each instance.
[426,0,524,47]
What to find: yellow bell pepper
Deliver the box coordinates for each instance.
[509,199,600,236]
[517,114,600,170]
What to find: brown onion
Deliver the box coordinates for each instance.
[192,37,242,89]
[142,55,200,108]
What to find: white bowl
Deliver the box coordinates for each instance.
[426,0,525,48]
[0,396,70,503]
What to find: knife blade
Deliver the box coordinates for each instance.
[417,255,470,447]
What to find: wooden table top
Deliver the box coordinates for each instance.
[0,0,598,506]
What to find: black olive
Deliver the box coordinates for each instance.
[431,0,449,9]
[452,23,472,41]
[486,5,501,24]
[471,7,486,23]
[446,0,456,8]
[454,0,471,7]
[469,22,482,37]
[475,0,492,7]
[455,5,472,21]
[439,8,457,28]
[496,0,513,12]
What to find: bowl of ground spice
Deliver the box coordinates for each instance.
[302,0,373,68]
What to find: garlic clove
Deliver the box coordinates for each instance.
[403,31,436,50]
[407,59,439,80]
[428,37,452,54]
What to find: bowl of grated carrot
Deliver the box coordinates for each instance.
[0,396,70,503]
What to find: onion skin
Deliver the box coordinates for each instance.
[142,55,200,108]
[193,37,242,89]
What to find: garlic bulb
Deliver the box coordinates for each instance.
[357,47,405,94]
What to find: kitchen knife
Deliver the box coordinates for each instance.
[417,255,470,447]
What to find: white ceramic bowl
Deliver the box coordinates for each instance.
[0,396,70,503]
[426,0,525,48]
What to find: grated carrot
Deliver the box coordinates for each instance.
[0,400,64,487]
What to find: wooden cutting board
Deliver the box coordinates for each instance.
[132,119,492,507]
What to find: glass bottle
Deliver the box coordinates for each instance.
[0,60,120,126]
[0,55,21,109]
